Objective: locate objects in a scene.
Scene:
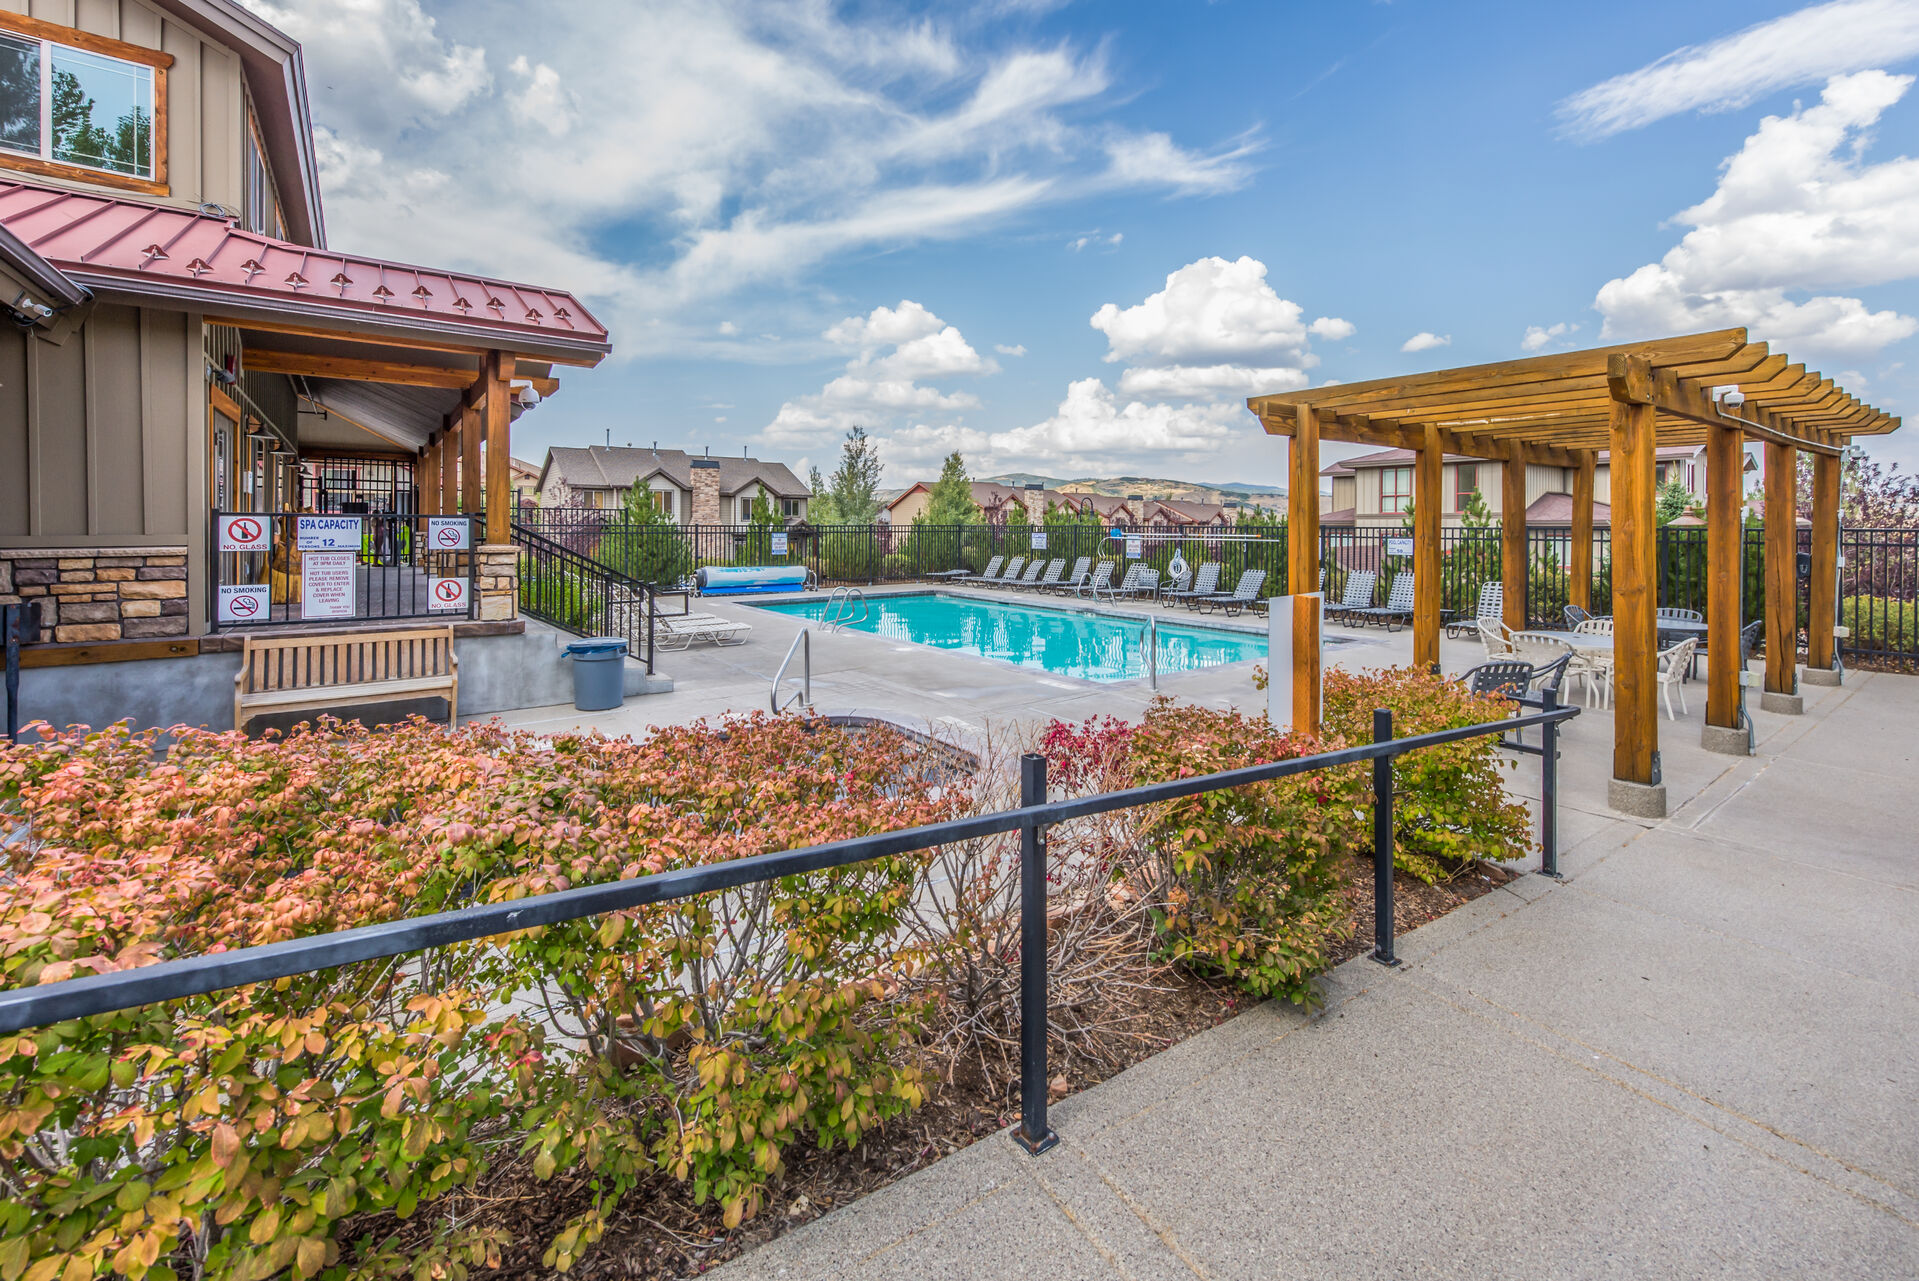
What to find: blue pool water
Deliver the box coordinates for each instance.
[756,592,1266,683]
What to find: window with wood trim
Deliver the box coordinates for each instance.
[1453,463,1479,512]
[0,14,169,191]
[651,488,674,518]
[240,106,286,238]
[1379,465,1412,514]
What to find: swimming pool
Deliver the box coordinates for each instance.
[756,592,1266,683]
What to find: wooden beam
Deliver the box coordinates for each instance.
[1571,454,1595,613]
[1807,450,1839,674]
[1414,424,1442,670]
[1705,419,1743,732]
[1611,395,1660,787]
[1289,405,1321,733]
[1607,353,1656,405]
[1764,440,1798,697]
[460,406,481,514]
[1501,448,1529,630]
[484,351,513,544]
[243,348,479,389]
[439,424,458,514]
[420,441,440,515]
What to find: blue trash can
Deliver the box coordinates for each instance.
[564,637,628,711]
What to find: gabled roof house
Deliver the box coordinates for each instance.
[536,446,809,524]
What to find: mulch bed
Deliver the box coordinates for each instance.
[373,854,1511,1279]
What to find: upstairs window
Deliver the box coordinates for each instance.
[1379,466,1412,514]
[651,489,675,518]
[0,20,167,188]
[1454,463,1479,511]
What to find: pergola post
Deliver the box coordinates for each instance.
[1803,446,1841,685]
[420,442,440,516]
[1607,355,1663,817]
[1413,423,1442,670]
[1571,453,1595,613]
[460,404,483,515]
[439,422,458,515]
[1287,405,1321,733]
[484,351,513,545]
[1702,419,1746,753]
[1501,448,1528,630]
[1762,441,1802,713]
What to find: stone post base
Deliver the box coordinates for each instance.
[1608,777,1667,819]
[1800,665,1842,687]
[1759,689,1804,715]
[1700,723,1749,756]
[477,544,519,622]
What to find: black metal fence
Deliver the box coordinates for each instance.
[514,522,683,673]
[0,694,1580,1158]
[207,512,479,629]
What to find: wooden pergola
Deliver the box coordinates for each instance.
[1248,328,1900,816]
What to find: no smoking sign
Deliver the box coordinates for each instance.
[429,576,468,611]
[426,517,470,551]
[218,584,272,622]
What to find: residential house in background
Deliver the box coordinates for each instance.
[883,481,1230,528]
[509,456,541,508]
[1318,444,1740,531]
[535,446,809,524]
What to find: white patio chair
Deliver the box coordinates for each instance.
[1657,638,1698,721]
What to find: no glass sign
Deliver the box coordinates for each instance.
[217,514,271,552]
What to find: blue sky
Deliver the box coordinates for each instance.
[248,0,1919,487]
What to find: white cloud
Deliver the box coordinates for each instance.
[717,321,738,335]
[1116,364,1310,399]
[508,56,574,136]
[1100,130,1259,195]
[995,343,1027,357]
[1521,322,1577,352]
[1308,316,1356,342]
[1557,0,1919,140]
[765,300,995,447]
[1595,71,1919,358]
[986,379,1247,471]
[239,0,488,129]
[1401,332,1451,353]
[1094,257,1311,366]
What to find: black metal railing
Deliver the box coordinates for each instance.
[513,522,682,674]
[512,513,1919,662]
[207,512,479,629]
[0,691,1579,1154]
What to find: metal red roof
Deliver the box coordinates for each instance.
[0,178,608,360]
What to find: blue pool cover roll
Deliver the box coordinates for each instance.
[696,565,809,595]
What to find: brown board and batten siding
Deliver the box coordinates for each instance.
[0,303,197,545]
[0,0,246,214]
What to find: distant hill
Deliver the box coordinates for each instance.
[982,473,1287,508]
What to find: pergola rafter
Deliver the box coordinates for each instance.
[1248,328,1900,818]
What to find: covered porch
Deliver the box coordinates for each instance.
[1249,328,1900,817]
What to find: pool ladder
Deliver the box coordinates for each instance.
[822,586,869,632]
[772,628,811,713]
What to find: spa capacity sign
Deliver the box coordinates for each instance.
[1125,535,1143,559]
[1031,531,1048,551]
[297,515,361,550]
[216,514,271,552]
[427,517,470,551]
[770,532,788,556]
[301,551,356,620]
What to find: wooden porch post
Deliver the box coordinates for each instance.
[1763,440,1800,708]
[419,443,438,515]
[484,351,512,545]
[440,422,459,515]
[1288,405,1321,732]
[1703,419,1744,749]
[460,405,483,514]
[1806,447,1839,677]
[1607,354,1662,814]
[1414,423,1442,670]
[1571,453,1595,612]
[1501,448,1528,630]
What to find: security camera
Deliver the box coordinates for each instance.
[1717,388,1745,408]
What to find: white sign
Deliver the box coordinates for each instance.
[217,583,271,623]
[216,513,271,552]
[428,576,468,612]
[426,516,470,551]
[1386,537,1414,557]
[297,514,361,550]
[301,550,356,620]
[771,532,789,556]
[1031,531,1048,551]
[1125,535,1143,559]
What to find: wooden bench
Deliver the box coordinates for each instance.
[234,626,458,732]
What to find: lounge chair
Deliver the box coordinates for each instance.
[1020,558,1067,591]
[1052,556,1093,595]
[1163,563,1220,609]
[654,612,753,650]
[1198,569,1267,616]
[1325,570,1377,625]
[1346,573,1415,631]
[942,554,1001,584]
[1004,559,1045,591]
[982,556,1024,588]
[1446,581,1503,639]
[1160,568,1191,600]
[1114,565,1159,599]
[1074,561,1116,600]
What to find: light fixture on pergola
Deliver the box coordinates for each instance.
[1248,328,1898,818]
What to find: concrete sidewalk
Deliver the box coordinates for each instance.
[713,670,1919,1280]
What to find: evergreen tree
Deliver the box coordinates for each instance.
[923,451,979,526]
[807,465,841,526]
[827,426,885,525]
[1655,476,1692,525]
[607,482,691,587]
